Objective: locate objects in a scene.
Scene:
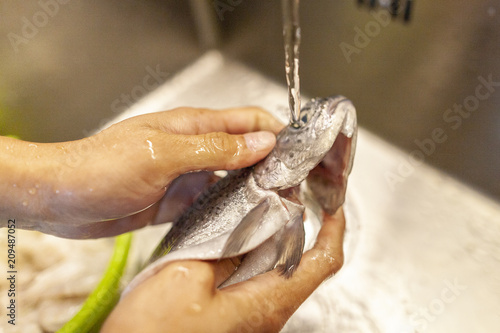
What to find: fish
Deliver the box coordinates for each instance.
[123,95,357,294]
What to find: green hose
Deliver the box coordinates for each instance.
[57,232,133,333]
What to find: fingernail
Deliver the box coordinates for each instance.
[244,131,276,152]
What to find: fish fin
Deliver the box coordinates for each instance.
[275,212,305,278]
[219,235,280,288]
[221,198,271,258]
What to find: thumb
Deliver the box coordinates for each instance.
[162,130,276,175]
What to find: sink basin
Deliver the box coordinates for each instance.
[4,50,499,332]
[109,51,500,332]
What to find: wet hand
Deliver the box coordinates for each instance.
[0,107,283,238]
[102,209,345,333]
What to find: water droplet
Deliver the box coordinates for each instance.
[28,188,36,195]
[189,303,202,313]
[54,189,60,194]
[146,139,156,160]
[22,201,28,207]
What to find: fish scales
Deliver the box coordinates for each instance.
[148,167,289,262]
[124,96,357,295]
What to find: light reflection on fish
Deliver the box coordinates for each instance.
[124,96,357,294]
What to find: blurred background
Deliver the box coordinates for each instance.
[1,0,499,201]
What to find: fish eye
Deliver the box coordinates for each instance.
[301,114,308,123]
[298,107,312,124]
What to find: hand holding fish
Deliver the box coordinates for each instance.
[102,209,345,333]
[0,107,283,238]
[125,96,356,290]
[107,96,356,331]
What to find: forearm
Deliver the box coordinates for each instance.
[0,107,281,238]
[0,136,66,226]
[0,130,167,236]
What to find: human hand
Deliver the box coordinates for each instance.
[102,209,345,333]
[0,107,283,238]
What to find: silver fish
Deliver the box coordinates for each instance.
[124,95,357,294]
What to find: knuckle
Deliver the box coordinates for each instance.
[204,132,238,155]
[333,252,345,273]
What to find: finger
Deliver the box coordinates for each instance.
[220,208,345,329]
[124,258,240,303]
[298,208,346,283]
[143,107,285,135]
[105,260,218,332]
[155,130,276,175]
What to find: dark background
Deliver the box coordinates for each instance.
[1,0,499,201]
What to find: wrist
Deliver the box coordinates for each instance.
[0,136,69,225]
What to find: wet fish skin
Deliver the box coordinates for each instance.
[126,167,301,295]
[219,96,357,286]
[147,97,355,265]
[147,168,292,264]
[124,96,357,294]
[254,96,356,191]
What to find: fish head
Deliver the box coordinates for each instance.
[254,96,355,190]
